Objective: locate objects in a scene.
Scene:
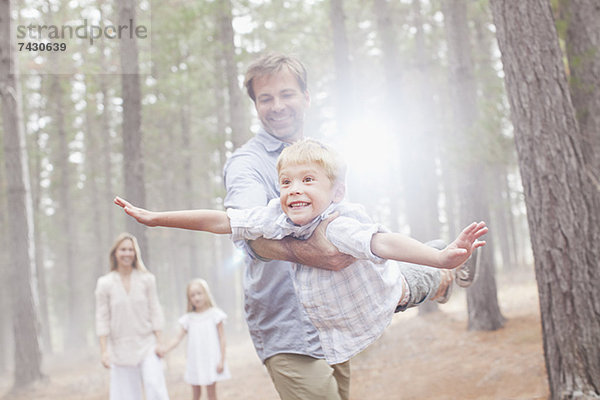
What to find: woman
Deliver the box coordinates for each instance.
[95,232,170,400]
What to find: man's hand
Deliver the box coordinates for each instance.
[248,212,354,270]
[287,212,355,271]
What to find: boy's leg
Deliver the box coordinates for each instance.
[396,240,449,311]
[264,353,350,400]
[396,239,479,311]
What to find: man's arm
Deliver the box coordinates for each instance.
[249,212,354,271]
[114,196,232,234]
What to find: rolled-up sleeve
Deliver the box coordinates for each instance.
[95,278,110,336]
[326,215,388,263]
[224,153,270,210]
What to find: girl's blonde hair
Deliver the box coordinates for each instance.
[276,138,346,185]
[109,232,148,272]
[186,278,217,312]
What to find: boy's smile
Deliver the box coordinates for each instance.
[279,162,344,226]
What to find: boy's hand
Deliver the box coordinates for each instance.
[114,196,157,226]
[440,221,488,269]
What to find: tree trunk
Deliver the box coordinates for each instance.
[84,79,106,333]
[442,0,504,330]
[0,0,43,385]
[217,0,248,149]
[372,0,404,231]
[0,137,10,373]
[119,0,148,257]
[489,1,600,397]
[409,0,443,315]
[560,0,600,177]
[51,75,84,346]
[489,165,517,270]
[29,79,52,352]
[329,0,355,137]
[99,42,116,268]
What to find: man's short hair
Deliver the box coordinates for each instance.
[244,53,308,102]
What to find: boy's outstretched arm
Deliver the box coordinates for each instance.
[371,221,488,269]
[114,196,232,234]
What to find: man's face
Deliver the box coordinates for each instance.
[252,67,310,143]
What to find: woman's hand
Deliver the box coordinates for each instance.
[101,351,111,369]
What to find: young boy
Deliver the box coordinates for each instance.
[115,139,487,364]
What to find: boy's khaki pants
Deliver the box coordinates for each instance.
[265,353,350,400]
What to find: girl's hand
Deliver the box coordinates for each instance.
[101,351,111,369]
[216,361,224,374]
[440,221,487,269]
[155,345,167,358]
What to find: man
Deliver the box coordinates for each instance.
[223,53,353,400]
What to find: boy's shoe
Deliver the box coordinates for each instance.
[455,249,480,288]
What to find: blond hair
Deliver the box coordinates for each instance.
[276,139,346,185]
[108,232,148,272]
[186,278,217,312]
[244,53,308,102]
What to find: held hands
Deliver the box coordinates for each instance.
[439,221,488,269]
[114,196,157,226]
[155,344,167,358]
[101,351,111,369]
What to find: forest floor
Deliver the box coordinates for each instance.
[1,271,549,400]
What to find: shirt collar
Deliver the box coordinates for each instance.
[275,202,341,239]
[255,127,292,154]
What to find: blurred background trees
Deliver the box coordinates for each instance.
[2,0,597,397]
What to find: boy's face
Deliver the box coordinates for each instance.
[279,162,344,226]
[252,67,310,144]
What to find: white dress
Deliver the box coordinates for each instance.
[178,308,231,386]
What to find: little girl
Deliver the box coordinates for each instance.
[157,279,230,400]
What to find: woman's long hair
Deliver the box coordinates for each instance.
[108,232,148,272]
